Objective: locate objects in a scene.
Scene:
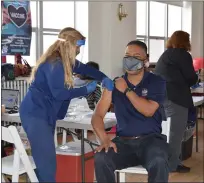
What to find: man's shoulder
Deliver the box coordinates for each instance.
[145,72,166,89]
[113,75,124,82]
[147,72,166,83]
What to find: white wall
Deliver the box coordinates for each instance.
[191,1,204,58]
[89,2,136,79]
[182,1,204,58]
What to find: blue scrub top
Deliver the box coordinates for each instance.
[112,72,166,137]
[19,59,106,125]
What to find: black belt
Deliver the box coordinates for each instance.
[119,136,141,140]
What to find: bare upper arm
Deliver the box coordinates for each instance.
[94,89,112,118]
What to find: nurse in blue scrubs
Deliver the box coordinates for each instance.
[19,27,113,182]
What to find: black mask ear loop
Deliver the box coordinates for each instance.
[143,53,149,66]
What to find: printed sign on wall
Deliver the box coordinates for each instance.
[1,1,32,56]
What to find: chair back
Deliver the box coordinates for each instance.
[161,117,171,143]
[2,126,38,182]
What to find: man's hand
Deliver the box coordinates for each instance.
[95,138,117,153]
[115,77,128,93]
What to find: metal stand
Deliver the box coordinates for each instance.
[81,130,85,183]
[196,107,199,152]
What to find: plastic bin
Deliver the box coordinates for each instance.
[56,141,94,183]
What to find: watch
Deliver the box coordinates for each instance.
[124,87,132,95]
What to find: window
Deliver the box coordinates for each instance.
[30,1,37,28]
[136,1,182,63]
[149,39,164,63]
[43,34,58,53]
[150,2,166,37]
[3,1,89,66]
[168,5,182,37]
[136,1,148,36]
[136,36,149,48]
[75,1,88,63]
[41,1,88,63]
[43,1,74,29]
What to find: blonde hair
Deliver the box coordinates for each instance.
[30,27,85,87]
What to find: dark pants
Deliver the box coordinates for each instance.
[164,100,188,171]
[95,133,169,183]
[20,115,56,182]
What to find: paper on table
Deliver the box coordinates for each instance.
[64,111,93,122]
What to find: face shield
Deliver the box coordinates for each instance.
[57,38,85,62]
[76,39,86,63]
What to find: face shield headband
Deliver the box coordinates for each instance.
[57,38,86,62]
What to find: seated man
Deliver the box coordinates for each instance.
[91,40,169,183]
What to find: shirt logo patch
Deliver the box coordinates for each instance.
[142,88,148,97]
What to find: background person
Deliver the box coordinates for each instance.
[155,30,198,173]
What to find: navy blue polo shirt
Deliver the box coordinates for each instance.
[112,72,166,137]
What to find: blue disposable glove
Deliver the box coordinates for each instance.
[86,81,97,94]
[102,77,114,91]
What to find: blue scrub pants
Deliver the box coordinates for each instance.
[21,116,56,182]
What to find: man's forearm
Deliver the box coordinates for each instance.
[126,91,156,117]
[91,115,109,143]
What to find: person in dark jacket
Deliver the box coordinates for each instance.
[155,30,198,173]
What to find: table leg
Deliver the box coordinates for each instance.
[196,107,199,152]
[81,130,85,183]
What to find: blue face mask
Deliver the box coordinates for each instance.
[123,56,144,71]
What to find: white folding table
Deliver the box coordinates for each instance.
[1,112,117,183]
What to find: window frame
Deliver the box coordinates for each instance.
[4,1,89,65]
[136,1,183,63]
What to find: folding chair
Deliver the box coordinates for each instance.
[2,126,38,182]
[115,118,171,182]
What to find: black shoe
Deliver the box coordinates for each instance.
[172,165,191,173]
